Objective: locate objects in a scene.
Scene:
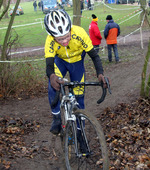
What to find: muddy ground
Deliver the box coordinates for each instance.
[0,30,150,170]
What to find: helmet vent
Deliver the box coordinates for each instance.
[50,21,55,29]
[61,17,65,25]
[58,26,63,34]
[66,24,69,32]
[55,16,59,23]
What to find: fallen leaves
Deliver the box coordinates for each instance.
[98,97,150,169]
[0,117,40,169]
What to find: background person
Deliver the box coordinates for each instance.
[33,1,37,12]
[41,0,43,11]
[89,14,102,54]
[88,0,91,10]
[44,10,108,136]
[104,15,120,63]
[38,1,41,10]
[80,0,84,15]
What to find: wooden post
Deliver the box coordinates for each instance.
[73,0,81,26]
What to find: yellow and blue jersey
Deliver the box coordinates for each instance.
[45,25,93,63]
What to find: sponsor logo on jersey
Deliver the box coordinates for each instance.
[72,34,88,48]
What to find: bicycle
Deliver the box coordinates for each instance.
[51,77,111,170]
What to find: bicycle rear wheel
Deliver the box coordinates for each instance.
[65,111,109,170]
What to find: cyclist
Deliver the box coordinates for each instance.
[44,9,107,136]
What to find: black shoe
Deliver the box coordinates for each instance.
[50,114,61,135]
[77,130,88,153]
[115,60,121,64]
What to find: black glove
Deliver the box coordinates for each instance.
[50,74,63,91]
[98,74,111,89]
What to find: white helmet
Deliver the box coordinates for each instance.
[44,10,72,37]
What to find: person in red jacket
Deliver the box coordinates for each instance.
[89,14,102,54]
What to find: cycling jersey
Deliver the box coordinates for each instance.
[45,25,93,63]
[45,25,104,79]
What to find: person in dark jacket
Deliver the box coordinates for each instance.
[89,14,102,54]
[41,0,43,11]
[80,0,84,15]
[38,1,41,10]
[104,15,120,63]
[33,1,37,12]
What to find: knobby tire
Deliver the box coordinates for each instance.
[63,111,109,170]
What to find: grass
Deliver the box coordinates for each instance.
[1,1,148,48]
[0,1,150,98]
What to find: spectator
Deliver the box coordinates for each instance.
[38,1,41,10]
[41,0,43,11]
[89,14,102,54]
[104,15,120,63]
[33,1,37,12]
[88,0,92,10]
[80,0,84,15]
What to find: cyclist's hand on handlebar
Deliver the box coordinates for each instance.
[50,74,64,91]
[98,74,111,88]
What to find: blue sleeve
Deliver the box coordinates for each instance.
[104,24,109,39]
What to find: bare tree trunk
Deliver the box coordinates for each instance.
[73,0,81,26]
[140,39,150,98]
[0,0,11,20]
[1,0,21,61]
[140,0,150,98]
[140,0,150,27]
[3,0,9,18]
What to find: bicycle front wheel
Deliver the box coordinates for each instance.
[65,111,109,170]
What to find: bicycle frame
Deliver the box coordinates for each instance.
[60,88,78,124]
[59,81,104,157]
[51,79,111,169]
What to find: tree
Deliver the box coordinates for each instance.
[1,0,21,61]
[0,0,21,97]
[141,40,150,98]
[0,0,11,20]
[140,0,150,97]
[72,0,81,26]
[139,0,150,27]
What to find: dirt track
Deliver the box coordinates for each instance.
[0,30,150,170]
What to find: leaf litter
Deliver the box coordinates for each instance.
[97,97,150,169]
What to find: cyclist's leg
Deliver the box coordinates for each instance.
[67,53,85,109]
[48,56,67,134]
[66,55,87,151]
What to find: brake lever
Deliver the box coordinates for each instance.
[104,77,112,94]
